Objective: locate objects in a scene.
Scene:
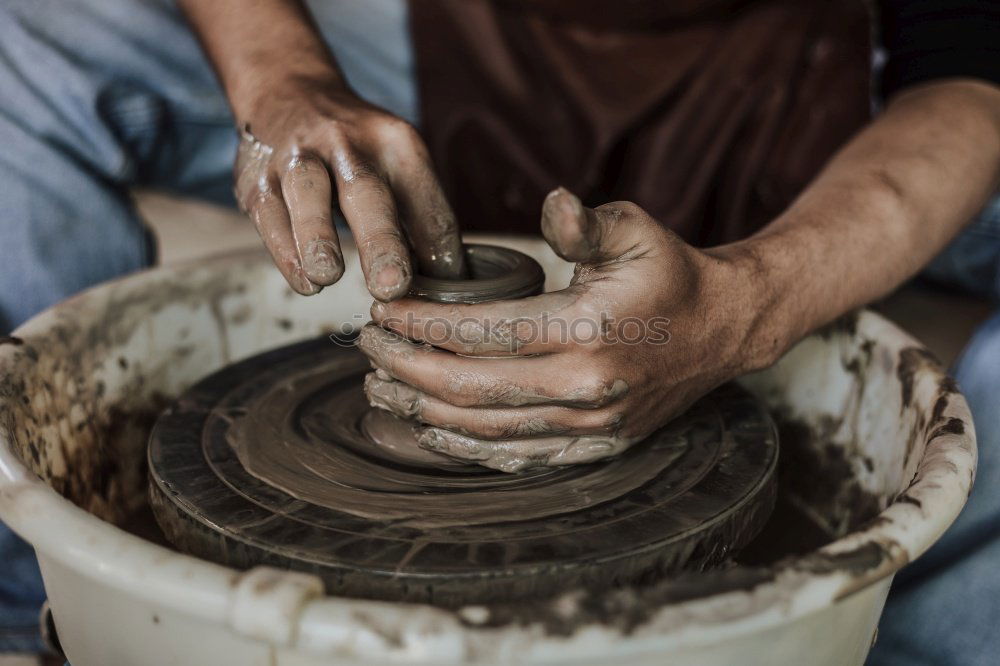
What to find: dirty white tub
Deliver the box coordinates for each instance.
[0,237,976,665]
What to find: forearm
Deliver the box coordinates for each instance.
[178,0,347,133]
[728,79,1000,368]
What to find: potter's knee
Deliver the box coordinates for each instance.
[954,312,1000,395]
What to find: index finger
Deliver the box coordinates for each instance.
[281,154,344,286]
[331,152,412,302]
[383,133,466,279]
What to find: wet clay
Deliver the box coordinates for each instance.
[147,337,778,606]
[226,346,693,528]
[408,243,545,304]
[358,243,547,467]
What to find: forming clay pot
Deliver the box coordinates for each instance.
[409,243,545,303]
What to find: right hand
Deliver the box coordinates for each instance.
[234,85,465,300]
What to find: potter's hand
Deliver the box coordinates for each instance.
[233,90,465,299]
[356,188,763,472]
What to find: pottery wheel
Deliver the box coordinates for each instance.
[148,338,779,606]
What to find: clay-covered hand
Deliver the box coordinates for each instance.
[234,88,465,300]
[356,188,766,472]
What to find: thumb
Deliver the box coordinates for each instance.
[540,187,644,264]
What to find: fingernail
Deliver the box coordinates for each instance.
[541,187,590,262]
[365,374,421,417]
[303,240,344,285]
[376,263,403,288]
[545,186,582,218]
[290,267,321,296]
[370,255,411,301]
[370,301,387,321]
[355,324,400,365]
[544,186,580,207]
[356,323,379,344]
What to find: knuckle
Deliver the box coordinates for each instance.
[479,382,525,406]
[235,169,267,211]
[248,189,279,220]
[596,410,625,433]
[447,390,480,408]
[378,117,421,146]
[598,200,644,220]
[234,184,256,213]
[345,159,384,185]
[484,417,528,440]
[326,122,351,150]
[461,421,500,440]
[366,226,406,242]
[360,227,407,254]
[300,214,335,231]
[329,141,383,186]
[286,154,322,177]
[441,373,483,407]
[572,408,620,433]
[572,371,617,408]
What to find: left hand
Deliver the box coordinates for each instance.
[356,188,766,472]
[232,87,466,300]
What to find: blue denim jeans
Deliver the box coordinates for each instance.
[0,0,414,654]
[866,196,1000,666]
[1,0,999,662]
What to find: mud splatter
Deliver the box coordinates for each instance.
[464,539,900,637]
[772,415,884,537]
[897,347,942,409]
[0,264,255,523]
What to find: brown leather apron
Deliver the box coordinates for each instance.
[408,0,871,246]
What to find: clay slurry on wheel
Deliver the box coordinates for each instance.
[148,341,778,605]
[147,244,778,605]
